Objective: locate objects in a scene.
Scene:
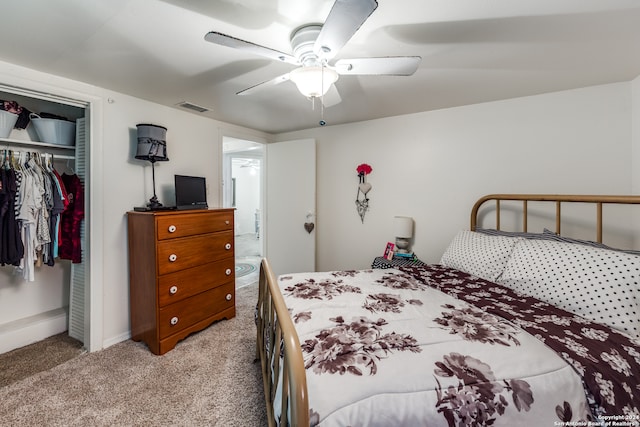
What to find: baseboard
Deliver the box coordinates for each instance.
[101,331,132,350]
[0,307,68,354]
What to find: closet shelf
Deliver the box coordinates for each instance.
[0,137,76,151]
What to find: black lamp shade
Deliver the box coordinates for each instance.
[135,124,169,162]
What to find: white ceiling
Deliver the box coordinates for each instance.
[1,0,639,134]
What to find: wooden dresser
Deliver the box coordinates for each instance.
[127,209,236,355]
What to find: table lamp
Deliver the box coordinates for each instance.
[394,216,414,253]
[135,124,168,210]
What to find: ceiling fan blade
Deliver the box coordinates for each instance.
[335,56,421,76]
[321,85,342,107]
[314,0,378,61]
[236,73,291,96]
[205,31,299,65]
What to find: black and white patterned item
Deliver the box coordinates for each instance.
[440,230,518,282]
[498,238,640,339]
[371,256,426,269]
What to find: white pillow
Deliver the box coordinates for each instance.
[440,230,519,282]
[498,239,640,339]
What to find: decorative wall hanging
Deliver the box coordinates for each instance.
[355,163,372,223]
[304,212,315,234]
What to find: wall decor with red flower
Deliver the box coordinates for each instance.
[355,163,373,223]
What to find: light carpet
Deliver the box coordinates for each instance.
[0,332,84,388]
[0,282,267,427]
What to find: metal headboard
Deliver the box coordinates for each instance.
[470,194,640,243]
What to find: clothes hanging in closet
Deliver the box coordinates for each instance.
[0,151,82,281]
[59,173,84,264]
[48,168,68,264]
[0,164,24,266]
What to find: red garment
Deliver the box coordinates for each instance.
[59,173,84,263]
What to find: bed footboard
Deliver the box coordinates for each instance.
[257,258,309,427]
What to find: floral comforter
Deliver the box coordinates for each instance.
[277,265,640,427]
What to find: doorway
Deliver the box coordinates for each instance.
[222,137,264,287]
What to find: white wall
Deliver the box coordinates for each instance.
[276,82,634,271]
[100,90,238,344]
[0,60,270,351]
[232,163,261,235]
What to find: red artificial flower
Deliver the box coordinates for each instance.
[356,163,372,175]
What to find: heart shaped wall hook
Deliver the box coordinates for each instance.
[359,182,372,195]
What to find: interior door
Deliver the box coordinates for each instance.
[266,138,316,276]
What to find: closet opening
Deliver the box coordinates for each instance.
[0,86,90,356]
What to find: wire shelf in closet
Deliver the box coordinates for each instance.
[1,137,76,151]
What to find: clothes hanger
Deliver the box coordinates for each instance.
[17,151,27,172]
[45,153,53,172]
[64,159,76,175]
[4,150,10,170]
[10,150,18,170]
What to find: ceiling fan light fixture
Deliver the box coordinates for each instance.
[289,66,339,98]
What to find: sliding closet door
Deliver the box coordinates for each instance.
[68,117,87,342]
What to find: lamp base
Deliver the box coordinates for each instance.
[134,205,176,212]
[395,237,411,254]
[147,195,163,210]
[133,195,176,212]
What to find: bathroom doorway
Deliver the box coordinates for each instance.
[222,137,264,287]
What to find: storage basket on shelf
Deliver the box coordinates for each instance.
[0,110,19,138]
[29,113,76,146]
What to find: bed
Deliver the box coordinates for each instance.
[256,194,640,426]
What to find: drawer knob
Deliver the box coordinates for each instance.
[168,225,177,233]
[225,268,232,276]
[225,243,232,250]
[225,293,233,301]
[169,285,178,295]
[169,254,177,262]
[225,220,230,225]
[170,316,179,325]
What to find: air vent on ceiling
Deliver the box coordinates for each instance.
[176,101,209,113]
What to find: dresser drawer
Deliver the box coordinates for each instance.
[158,282,235,339]
[158,258,234,307]
[157,231,234,275]
[157,211,233,240]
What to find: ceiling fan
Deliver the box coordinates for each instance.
[204,0,421,106]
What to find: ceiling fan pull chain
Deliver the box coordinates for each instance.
[319,66,326,126]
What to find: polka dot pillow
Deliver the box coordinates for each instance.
[498,238,640,339]
[440,230,519,282]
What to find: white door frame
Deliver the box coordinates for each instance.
[219,132,268,255]
[0,78,105,352]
